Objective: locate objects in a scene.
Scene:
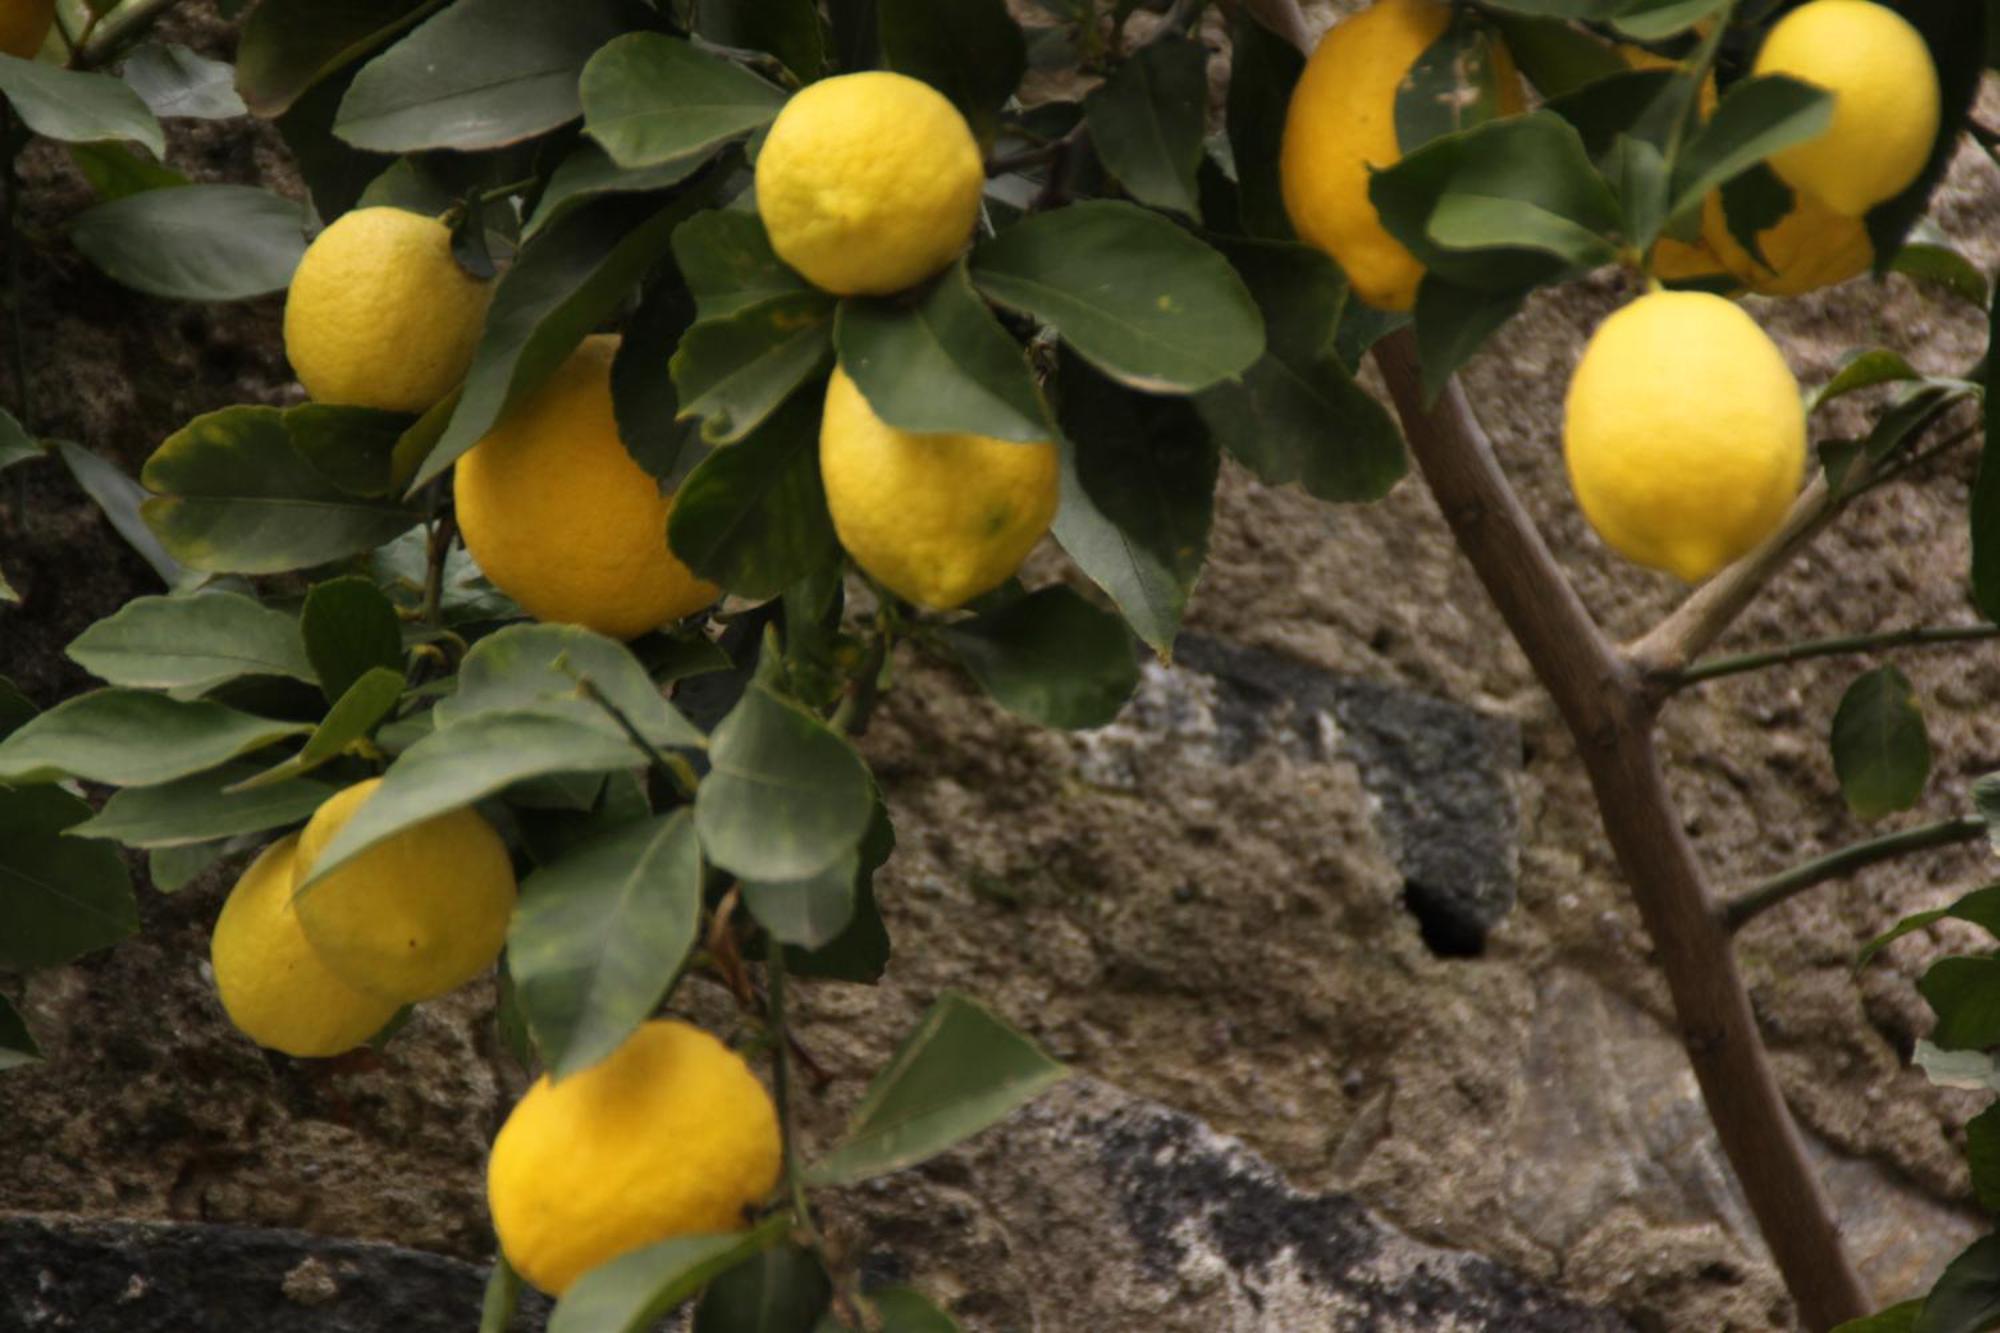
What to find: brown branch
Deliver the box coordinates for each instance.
[1373,329,1869,1330]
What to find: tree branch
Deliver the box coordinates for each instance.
[1372,328,1869,1330]
[1725,815,1988,931]
[1673,623,2000,689]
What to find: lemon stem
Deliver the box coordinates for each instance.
[764,941,819,1241]
[1722,815,1988,931]
[1673,623,2000,689]
[573,675,700,798]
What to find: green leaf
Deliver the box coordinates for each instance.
[300,710,641,883]
[694,0,827,81]
[0,677,36,740]
[673,292,835,445]
[66,592,313,691]
[335,0,641,152]
[414,194,698,490]
[1664,75,1832,227]
[67,763,336,847]
[0,56,165,155]
[286,404,417,499]
[228,666,406,790]
[783,795,893,982]
[1978,276,2000,625]
[613,279,705,488]
[806,992,1067,1187]
[1607,0,1726,40]
[939,585,1138,729]
[695,683,873,882]
[141,406,423,573]
[0,408,39,473]
[1920,956,2000,1051]
[835,264,1050,443]
[302,576,404,703]
[1914,1233,2000,1333]
[1489,15,1624,100]
[70,184,308,302]
[0,691,309,787]
[1196,241,1406,503]
[1858,884,2000,968]
[436,622,703,750]
[1052,354,1215,655]
[479,1256,522,1333]
[0,994,41,1072]
[580,32,785,169]
[276,69,395,221]
[1411,276,1528,403]
[1225,11,1303,241]
[694,1243,832,1333]
[1864,0,1986,270]
[1890,242,1990,308]
[121,43,248,120]
[1394,15,1515,154]
[744,853,858,950]
[526,141,714,241]
[667,389,839,602]
[1831,1302,1922,1333]
[858,1288,961,1333]
[877,0,1025,141]
[1968,1103,2000,1215]
[673,210,810,322]
[58,442,199,593]
[1810,349,1922,414]
[508,810,703,1079]
[972,201,1264,393]
[549,1222,787,1333]
[1830,666,1931,821]
[0,785,139,969]
[235,0,438,118]
[1082,34,1206,218]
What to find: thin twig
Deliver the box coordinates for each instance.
[1673,624,2000,689]
[765,942,822,1246]
[73,0,183,69]
[1725,816,1988,931]
[419,513,456,628]
[574,675,700,798]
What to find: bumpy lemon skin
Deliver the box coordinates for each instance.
[487,1020,783,1295]
[0,0,56,58]
[293,778,517,1003]
[1753,0,1940,217]
[454,335,718,640]
[1564,292,1805,583]
[1704,187,1872,296]
[756,72,984,297]
[211,836,402,1059]
[819,367,1059,611]
[1280,0,1525,312]
[283,207,495,413]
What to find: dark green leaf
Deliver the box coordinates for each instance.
[68,763,336,847]
[235,0,437,118]
[1865,0,1986,271]
[549,1222,787,1333]
[1978,276,2000,625]
[1083,34,1206,218]
[1831,1301,1922,1333]
[834,264,1049,442]
[695,0,828,81]
[0,408,36,472]
[580,32,785,169]
[1858,884,2000,968]
[971,201,1264,393]
[479,1256,522,1333]
[527,141,714,241]
[1394,16,1514,154]
[0,691,308,786]
[673,292,835,445]
[939,585,1138,729]
[1893,241,1990,309]
[694,1243,832,1333]
[301,575,404,703]
[667,389,838,601]
[806,992,1067,1187]
[276,69,395,221]
[0,994,40,1072]
[437,623,703,749]
[1411,276,1528,402]
[672,210,810,322]
[1968,1103,2000,1214]
[0,786,138,969]
[695,683,872,881]
[70,184,307,301]
[1810,349,1922,414]
[613,279,705,487]
[783,795,893,982]
[1921,957,2000,1051]
[744,853,857,949]
[827,0,877,74]
[0,678,36,740]
[285,403,414,498]
[66,591,313,690]
[1665,75,1831,227]
[149,835,237,892]
[228,666,406,790]
[335,0,640,152]
[0,56,164,155]
[877,0,1025,140]
[1914,1232,2000,1333]
[1489,15,1624,100]
[56,442,198,591]
[508,810,703,1078]
[1225,11,1303,240]
[1053,354,1215,654]
[1830,666,1930,821]
[1539,68,1680,160]
[121,43,248,119]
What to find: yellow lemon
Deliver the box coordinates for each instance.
[210,836,401,1059]
[487,1019,782,1295]
[454,335,718,639]
[1564,291,1804,582]
[819,366,1058,611]
[1704,187,1872,296]
[1752,0,1939,217]
[0,0,55,58]
[1280,0,1525,311]
[756,72,984,296]
[283,207,494,413]
[293,778,517,1003]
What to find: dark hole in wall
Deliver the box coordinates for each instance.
[1402,879,1488,958]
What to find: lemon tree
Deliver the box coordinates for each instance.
[2,0,2000,1329]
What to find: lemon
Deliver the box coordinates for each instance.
[1280,0,1525,311]
[283,207,495,413]
[819,366,1058,611]
[293,778,517,1003]
[756,72,984,297]
[0,0,55,58]
[487,1019,783,1295]
[1752,0,1940,217]
[454,335,718,639]
[210,836,401,1059]
[1704,187,1872,296]
[1564,291,1804,582]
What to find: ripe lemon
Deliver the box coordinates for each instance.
[210,835,401,1059]
[454,335,718,639]
[819,366,1058,611]
[487,1019,782,1295]
[293,778,517,1003]
[0,0,55,58]
[1564,291,1804,582]
[1703,188,1872,296]
[283,207,495,413]
[756,72,984,297]
[1752,0,1940,217]
[1280,0,1525,311]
